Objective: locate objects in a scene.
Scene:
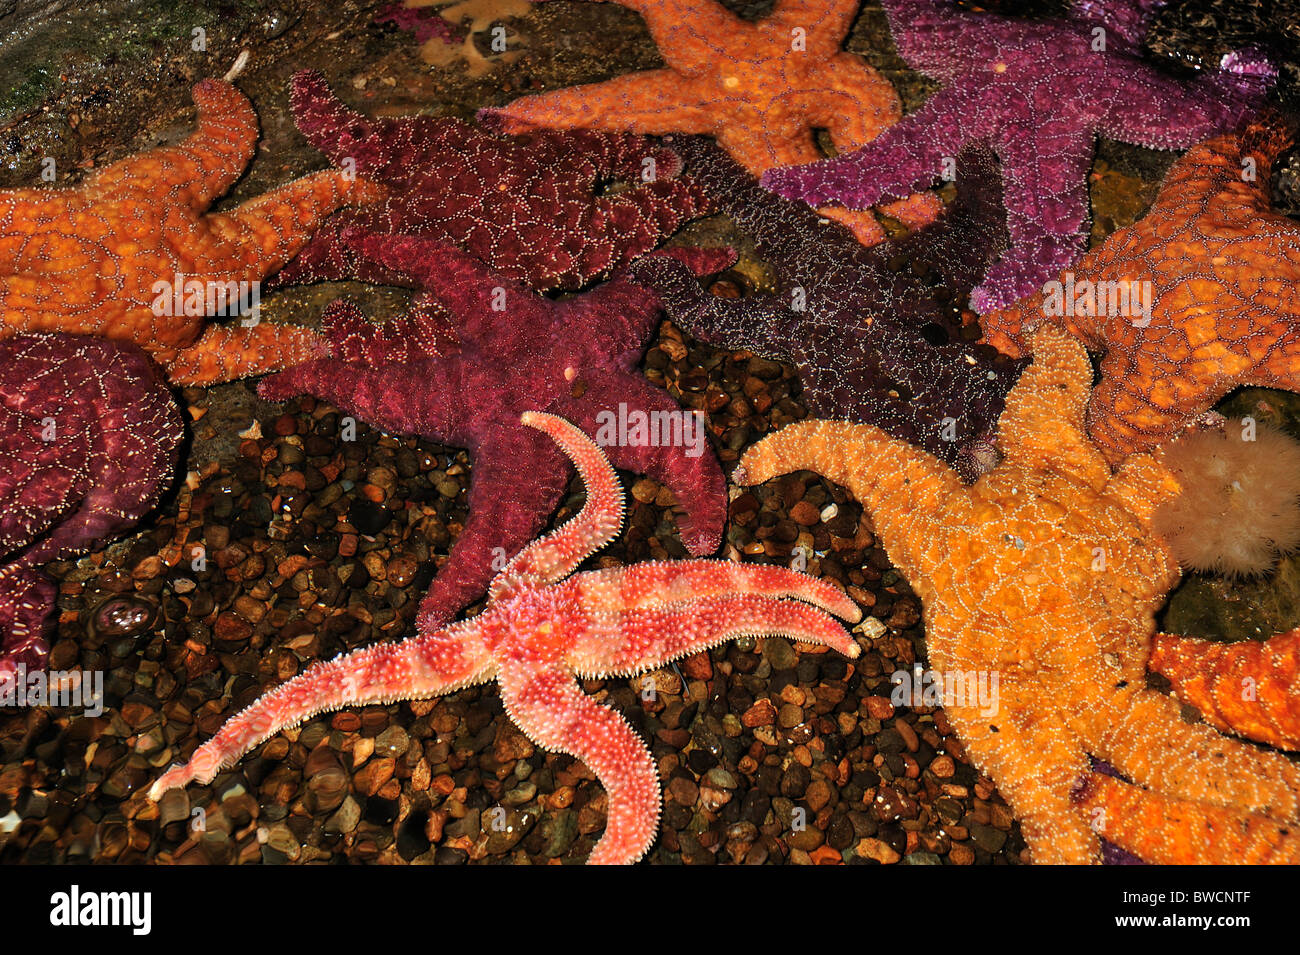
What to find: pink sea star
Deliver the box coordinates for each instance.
[260,234,732,630]
[1,334,182,682]
[272,70,710,293]
[760,0,1275,313]
[148,411,861,864]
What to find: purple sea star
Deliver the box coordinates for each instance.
[259,235,732,630]
[627,136,1025,478]
[0,334,182,682]
[272,71,711,293]
[760,0,1275,313]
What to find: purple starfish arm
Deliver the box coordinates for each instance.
[319,298,459,364]
[273,71,710,293]
[562,373,725,555]
[761,0,1274,313]
[259,352,475,446]
[413,429,571,631]
[632,136,1023,476]
[1,335,182,680]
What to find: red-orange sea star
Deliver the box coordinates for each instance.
[0,79,383,386]
[480,0,941,245]
[980,114,1300,464]
[736,326,1300,864]
[148,411,861,865]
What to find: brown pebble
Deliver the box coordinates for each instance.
[741,699,776,728]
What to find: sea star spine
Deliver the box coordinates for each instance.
[1150,629,1300,751]
[151,411,860,864]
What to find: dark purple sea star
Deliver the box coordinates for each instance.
[627,136,1025,478]
[760,0,1275,313]
[272,71,711,293]
[0,334,182,682]
[259,236,732,630]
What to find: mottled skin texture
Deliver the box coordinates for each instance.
[737,327,1300,864]
[983,115,1300,464]
[628,136,1024,478]
[761,0,1274,312]
[1150,629,1300,752]
[148,412,861,864]
[0,334,182,682]
[479,0,941,246]
[273,71,710,293]
[260,235,731,631]
[0,79,383,386]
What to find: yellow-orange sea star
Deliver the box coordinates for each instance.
[736,326,1300,864]
[480,0,940,245]
[0,79,383,386]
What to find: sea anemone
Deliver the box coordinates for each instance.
[1152,421,1300,577]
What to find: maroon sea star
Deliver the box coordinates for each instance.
[272,71,710,293]
[0,334,182,682]
[761,0,1275,313]
[260,234,732,630]
[149,411,862,864]
[629,136,1024,478]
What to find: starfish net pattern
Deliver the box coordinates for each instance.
[737,327,1300,864]
[0,334,182,681]
[761,0,1274,312]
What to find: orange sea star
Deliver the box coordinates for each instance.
[980,114,1300,464]
[480,0,940,245]
[0,79,383,386]
[736,326,1300,864]
[148,411,861,865]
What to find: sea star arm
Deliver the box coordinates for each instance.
[566,373,726,555]
[970,123,1095,313]
[995,328,1111,486]
[286,70,392,173]
[1150,629,1300,751]
[201,169,385,278]
[1091,687,1300,821]
[86,79,256,208]
[480,71,715,139]
[564,560,861,622]
[416,428,571,630]
[767,0,864,56]
[1101,453,1180,525]
[759,85,987,210]
[736,419,962,581]
[1065,0,1154,48]
[565,592,859,676]
[1098,61,1274,151]
[161,320,331,386]
[351,234,538,345]
[495,661,659,865]
[876,0,988,79]
[1077,773,1300,865]
[147,622,494,799]
[0,409,90,553]
[627,255,795,357]
[944,680,1100,864]
[571,0,746,75]
[890,143,1007,301]
[315,297,458,365]
[491,412,625,600]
